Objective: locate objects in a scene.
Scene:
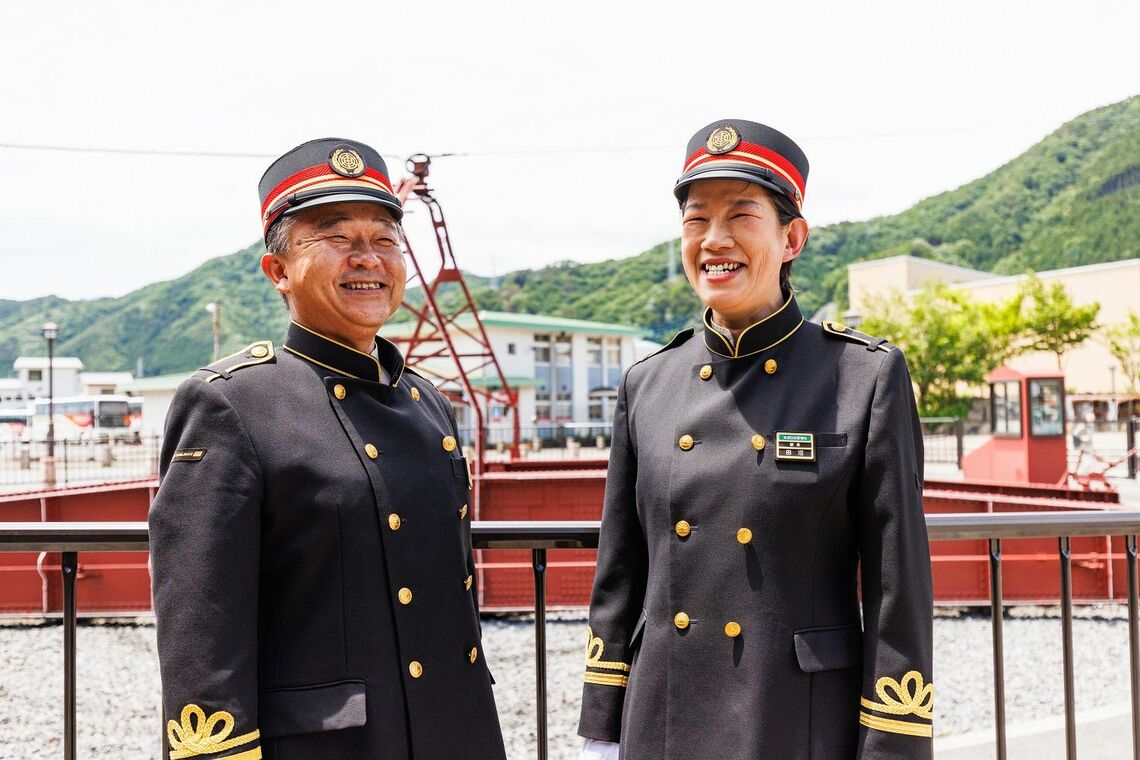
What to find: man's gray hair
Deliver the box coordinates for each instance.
[265,215,295,256]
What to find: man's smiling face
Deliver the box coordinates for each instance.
[261,202,407,352]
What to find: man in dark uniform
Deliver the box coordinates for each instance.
[578,121,933,759]
[149,138,507,760]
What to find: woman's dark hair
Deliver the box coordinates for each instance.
[765,187,802,296]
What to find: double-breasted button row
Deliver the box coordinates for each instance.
[407,646,482,680]
[671,522,753,544]
[677,433,766,451]
[672,613,744,638]
[696,360,777,382]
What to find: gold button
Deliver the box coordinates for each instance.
[751,434,766,451]
[678,434,694,451]
[411,387,421,402]
[469,647,479,664]
[464,575,473,591]
[833,322,848,332]
[674,612,690,630]
[398,587,413,605]
[674,520,691,538]
[442,436,457,452]
[725,621,742,638]
[250,344,269,358]
[409,661,423,678]
[699,365,713,381]
[333,384,347,399]
[764,359,777,375]
[737,528,753,544]
[459,504,468,519]
[365,443,378,459]
[388,513,402,531]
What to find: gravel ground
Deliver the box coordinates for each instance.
[0,607,1132,759]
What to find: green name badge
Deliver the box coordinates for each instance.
[774,432,815,462]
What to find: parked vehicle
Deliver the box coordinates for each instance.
[26,395,133,442]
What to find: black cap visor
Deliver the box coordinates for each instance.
[674,166,801,214]
[271,186,404,222]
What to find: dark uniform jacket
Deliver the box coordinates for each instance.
[150,321,507,760]
[578,294,933,759]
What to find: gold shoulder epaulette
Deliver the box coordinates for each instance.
[199,341,275,382]
[821,321,892,353]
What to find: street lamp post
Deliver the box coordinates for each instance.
[205,302,221,362]
[42,322,58,488]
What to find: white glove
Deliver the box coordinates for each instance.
[580,738,620,760]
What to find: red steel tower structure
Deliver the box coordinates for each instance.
[390,154,521,513]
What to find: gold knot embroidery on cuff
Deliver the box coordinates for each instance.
[858,671,934,738]
[582,626,631,687]
[167,704,260,759]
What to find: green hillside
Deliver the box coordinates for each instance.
[2,95,1136,376]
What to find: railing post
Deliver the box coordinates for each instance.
[1128,416,1137,479]
[62,551,78,760]
[955,417,965,469]
[1059,536,1077,759]
[989,538,1007,760]
[532,548,548,760]
[1127,534,1140,760]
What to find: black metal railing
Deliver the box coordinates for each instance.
[920,416,965,468]
[2,513,1140,760]
[0,435,162,489]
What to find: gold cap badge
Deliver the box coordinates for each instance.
[706,124,741,155]
[329,146,366,177]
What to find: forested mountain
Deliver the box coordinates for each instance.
[2,96,1136,375]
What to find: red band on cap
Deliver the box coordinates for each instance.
[683,140,805,205]
[261,163,395,228]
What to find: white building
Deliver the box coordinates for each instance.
[79,371,136,395]
[13,356,84,399]
[0,378,31,411]
[121,373,189,437]
[381,311,654,437]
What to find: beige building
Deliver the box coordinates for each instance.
[847,256,1140,407]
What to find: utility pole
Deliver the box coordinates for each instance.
[42,322,58,488]
[206,303,221,362]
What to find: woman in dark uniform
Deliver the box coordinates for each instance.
[578,120,933,760]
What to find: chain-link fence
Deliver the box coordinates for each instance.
[0,435,162,491]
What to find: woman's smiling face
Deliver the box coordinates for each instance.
[680,179,807,330]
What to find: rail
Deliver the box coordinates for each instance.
[2,514,1140,760]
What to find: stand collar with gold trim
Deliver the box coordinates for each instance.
[283,321,405,386]
[702,292,805,359]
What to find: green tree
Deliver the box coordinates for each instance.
[1014,274,1100,368]
[1103,311,1140,399]
[860,284,1022,416]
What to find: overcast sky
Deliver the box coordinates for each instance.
[1,0,1137,302]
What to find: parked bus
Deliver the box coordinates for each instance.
[0,409,29,444]
[27,395,133,442]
